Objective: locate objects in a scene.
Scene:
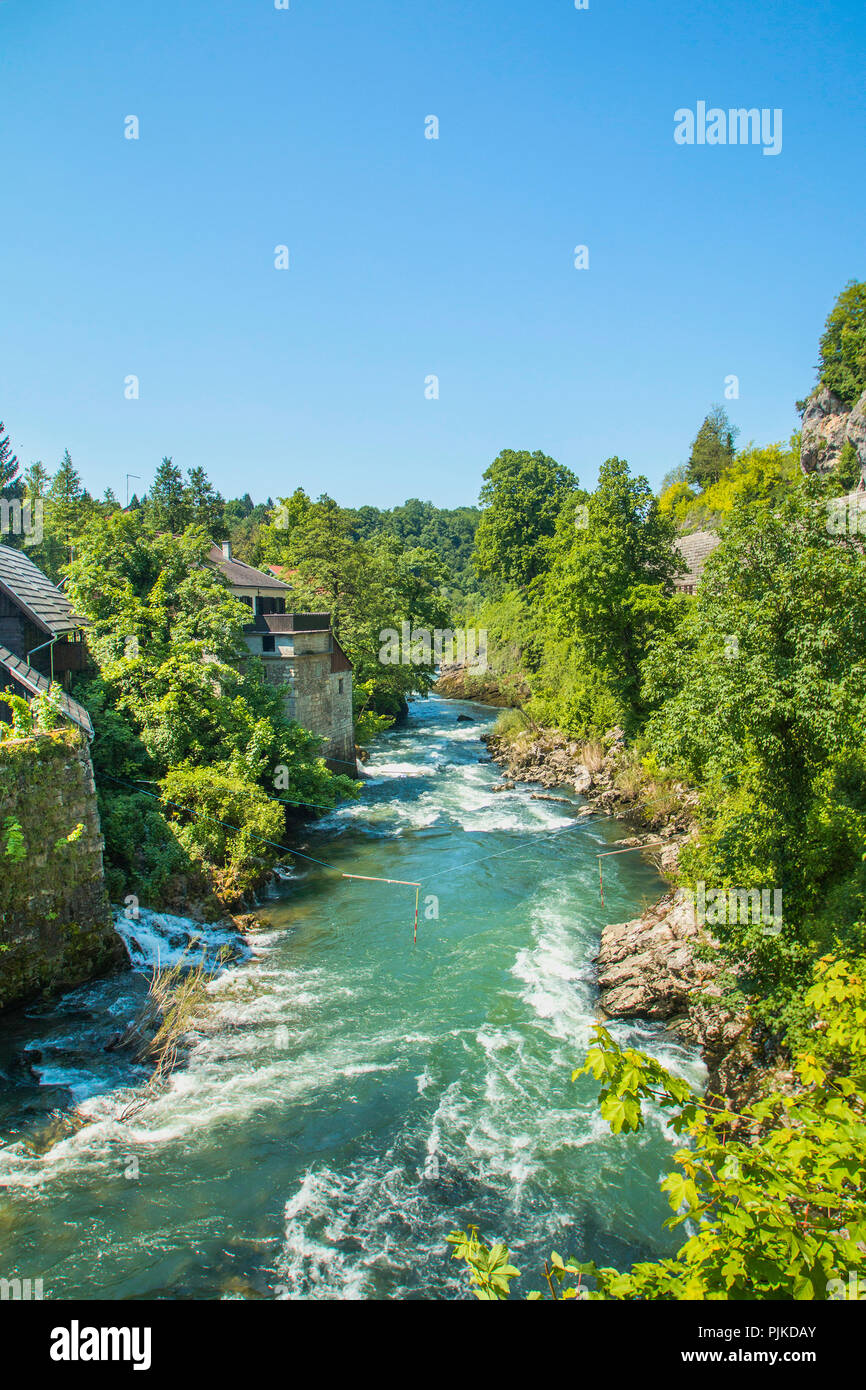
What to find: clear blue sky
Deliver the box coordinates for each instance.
[1,0,863,508]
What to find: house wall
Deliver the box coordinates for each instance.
[0,595,38,660]
[258,644,355,771]
[0,598,65,681]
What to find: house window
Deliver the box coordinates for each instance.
[262,636,276,653]
[239,596,253,608]
[338,678,344,694]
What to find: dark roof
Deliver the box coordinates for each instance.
[0,544,85,636]
[207,544,291,592]
[243,613,332,634]
[674,531,721,590]
[0,644,94,737]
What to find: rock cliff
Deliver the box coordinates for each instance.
[595,889,746,1093]
[800,384,866,475]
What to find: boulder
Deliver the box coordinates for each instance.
[596,889,745,1067]
[847,388,866,471]
[800,384,866,477]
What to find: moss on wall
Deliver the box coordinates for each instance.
[0,729,126,1012]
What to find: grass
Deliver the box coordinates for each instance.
[118,948,228,1121]
[580,739,606,774]
[492,707,534,739]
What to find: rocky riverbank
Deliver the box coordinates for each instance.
[433,660,528,708]
[483,722,753,1103]
[482,724,697,833]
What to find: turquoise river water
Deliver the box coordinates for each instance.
[0,697,701,1299]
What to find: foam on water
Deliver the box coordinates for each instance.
[113,906,243,972]
[0,696,703,1298]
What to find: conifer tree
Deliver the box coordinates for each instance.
[0,421,20,493]
[146,457,190,533]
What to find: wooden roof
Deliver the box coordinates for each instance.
[0,543,85,636]
[207,544,290,592]
[0,643,94,737]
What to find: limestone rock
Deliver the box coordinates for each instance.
[847,388,866,470]
[595,889,746,1078]
[800,385,852,474]
[800,384,866,477]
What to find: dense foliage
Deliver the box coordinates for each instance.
[816,278,866,408]
[450,956,866,1300]
[473,449,579,589]
[660,437,801,533]
[444,280,866,1301]
[67,513,358,904]
[344,497,481,601]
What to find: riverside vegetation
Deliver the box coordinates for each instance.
[1,279,865,1300]
[441,280,866,1299]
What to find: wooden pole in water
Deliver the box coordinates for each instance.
[341,873,423,945]
[596,839,665,906]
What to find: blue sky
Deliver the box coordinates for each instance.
[1,0,863,508]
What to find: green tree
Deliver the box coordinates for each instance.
[817,279,866,407]
[185,465,226,537]
[0,421,19,492]
[47,449,91,565]
[146,457,190,533]
[836,439,862,492]
[542,457,682,728]
[643,480,866,1024]
[473,449,578,588]
[686,405,738,489]
[23,461,50,501]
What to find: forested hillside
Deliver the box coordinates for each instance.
[447,279,866,1300]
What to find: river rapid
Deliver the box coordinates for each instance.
[0,697,701,1299]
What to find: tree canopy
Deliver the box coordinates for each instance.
[817,278,866,407]
[473,449,579,589]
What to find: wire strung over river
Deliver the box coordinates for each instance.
[100,772,662,940]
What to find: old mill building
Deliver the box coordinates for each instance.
[207,543,355,773]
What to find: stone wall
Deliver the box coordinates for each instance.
[0,729,125,1012]
[260,644,355,771]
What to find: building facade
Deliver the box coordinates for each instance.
[207,543,355,773]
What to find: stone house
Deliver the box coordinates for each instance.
[207,542,355,772]
[0,543,93,736]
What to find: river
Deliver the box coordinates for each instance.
[0,696,701,1299]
